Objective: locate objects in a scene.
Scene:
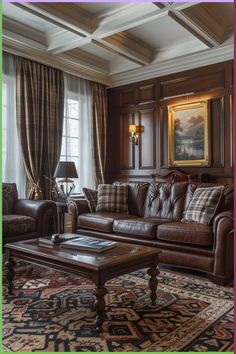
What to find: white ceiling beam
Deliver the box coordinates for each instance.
[92,43,147,67]
[168,11,214,48]
[46,29,91,54]
[155,1,224,48]
[180,5,225,44]
[12,3,94,37]
[153,3,201,11]
[64,48,109,75]
[95,32,153,66]
[94,2,201,38]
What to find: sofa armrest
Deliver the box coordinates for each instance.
[67,199,90,233]
[213,210,234,235]
[213,210,234,278]
[13,199,57,236]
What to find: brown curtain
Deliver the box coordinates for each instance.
[92,82,107,185]
[16,58,64,200]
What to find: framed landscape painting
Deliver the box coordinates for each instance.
[168,101,210,167]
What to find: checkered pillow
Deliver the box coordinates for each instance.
[96,184,128,213]
[182,186,224,224]
[83,188,98,212]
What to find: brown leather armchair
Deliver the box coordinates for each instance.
[3,183,57,244]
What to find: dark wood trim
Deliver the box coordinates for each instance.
[137,84,155,105]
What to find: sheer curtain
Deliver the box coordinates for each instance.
[61,73,95,192]
[2,52,26,197]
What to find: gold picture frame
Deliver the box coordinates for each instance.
[168,101,210,167]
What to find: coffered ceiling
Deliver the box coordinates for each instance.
[3,2,234,87]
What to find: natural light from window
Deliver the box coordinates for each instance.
[60,98,80,193]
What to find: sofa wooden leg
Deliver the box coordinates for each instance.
[207,273,232,286]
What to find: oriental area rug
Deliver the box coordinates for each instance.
[3,262,233,352]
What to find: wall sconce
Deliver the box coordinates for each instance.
[128,124,144,145]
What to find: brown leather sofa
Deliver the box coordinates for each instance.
[3,183,57,244]
[68,181,234,285]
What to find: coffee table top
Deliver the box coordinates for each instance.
[5,234,161,271]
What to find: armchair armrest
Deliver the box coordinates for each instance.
[212,210,234,278]
[67,199,90,233]
[13,199,57,236]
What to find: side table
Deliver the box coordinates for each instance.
[56,195,84,233]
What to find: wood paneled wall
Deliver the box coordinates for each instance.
[107,61,233,184]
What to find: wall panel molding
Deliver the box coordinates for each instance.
[107,60,233,184]
[138,108,156,170]
[120,112,135,170]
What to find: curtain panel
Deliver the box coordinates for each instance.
[92,82,107,185]
[16,57,64,200]
[2,52,26,198]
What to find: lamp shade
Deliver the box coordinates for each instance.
[54,161,78,179]
[129,124,137,133]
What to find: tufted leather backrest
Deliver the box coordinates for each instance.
[114,181,150,216]
[143,182,188,220]
[2,183,18,215]
[185,183,234,213]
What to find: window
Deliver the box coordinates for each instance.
[61,73,95,193]
[60,96,80,193]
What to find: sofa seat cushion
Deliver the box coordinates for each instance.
[78,212,137,233]
[157,222,212,247]
[113,218,172,240]
[3,215,36,236]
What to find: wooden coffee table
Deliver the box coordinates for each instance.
[5,235,161,330]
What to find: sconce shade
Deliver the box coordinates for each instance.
[128,124,137,133]
[54,161,78,179]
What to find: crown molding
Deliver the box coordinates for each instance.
[3,16,46,45]
[110,44,233,87]
[3,38,111,86]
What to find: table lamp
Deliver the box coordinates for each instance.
[54,161,78,201]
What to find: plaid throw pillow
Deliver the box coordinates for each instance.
[182,186,224,224]
[96,184,128,213]
[83,188,98,212]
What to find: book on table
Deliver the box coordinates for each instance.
[60,236,117,253]
[38,233,80,246]
[38,234,117,252]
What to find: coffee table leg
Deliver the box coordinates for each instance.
[5,253,16,295]
[147,257,159,305]
[94,284,108,331]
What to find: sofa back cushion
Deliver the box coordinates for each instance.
[185,183,234,213]
[143,182,188,220]
[114,181,149,216]
[96,184,129,213]
[2,183,18,215]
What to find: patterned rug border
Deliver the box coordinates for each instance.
[3,262,234,352]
